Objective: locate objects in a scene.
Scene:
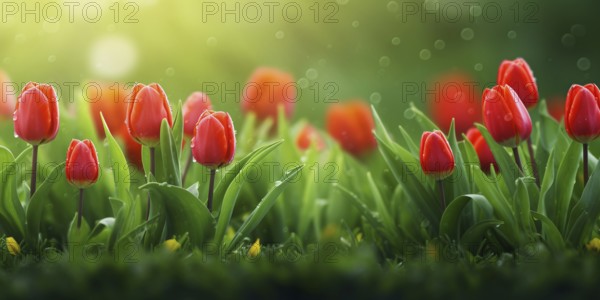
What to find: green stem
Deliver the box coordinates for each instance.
[584,143,589,186]
[146,147,156,221]
[181,152,193,186]
[437,179,446,210]
[207,169,216,212]
[526,138,540,187]
[513,147,523,175]
[78,188,84,229]
[30,145,39,197]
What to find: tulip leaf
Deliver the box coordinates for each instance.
[553,141,582,233]
[475,124,519,195]
[446,120,469,199]
[0,146,26,240]
[141,182,215,247]
[172,100,184,161]
[531,211,565,252]
[297,147,318,238]
[226,164,304,252]
[398,125,420,156]
[566,158,600,245]
[460,219,504,248]
[160,119,181,186]
[405,103,440,132]
[100,113,132,206]
[439,194,494,240]
[25,162,65,244]
[67,212,92,245]
[514,178,534,233]
[213,140,284,246]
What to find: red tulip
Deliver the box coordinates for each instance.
[120,127,143,169]
[296,123,325,151]
[191,110,236,169]
[497,58,538,108]
[13,82,59,145]
[420,130,455,179]
[88,82,129,139]
[66,139,99,188]
[564,84,600,144]
[466,127,498,173]
[482,85,532,147]
[125,83,173,147]
[326,101,377,157]
[429,72,481,136]
[241,67,296,124]
[546,97,565,121]
[0,70,17,118]
[183,92,212,137]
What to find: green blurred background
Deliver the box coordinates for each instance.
[1,0,599,128]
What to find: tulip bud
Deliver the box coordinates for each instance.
[326,101,377,157]
[241,67,296,124]
[66,139,99,189]
[125,83,173,147]
[466,127,498,173]
[429,72,481,135]
[497,58,538,108]
[87,82,129,139]
[183,92,212,137]
[191,110,236,169]
[420,130,455,179]
[482,85,532,148]
[0,70,17,118]
[13,82,60,145]
[5,237,20,256]
[164,238,181,252]
[564,84,600,144]
[247,239,261,258]
[296,123,325,151]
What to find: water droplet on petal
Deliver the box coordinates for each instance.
[504,114,513,121]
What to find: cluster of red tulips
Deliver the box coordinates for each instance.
[421,58,600,207]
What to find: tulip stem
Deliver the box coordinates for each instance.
[437,179,446,210]
[181,152,193,186]
[526,138,540,187]
[30,145,39,197]
[584,143,589,186]
[146,147,156,221]
[512,147,523,174]
[208,169,216,212]
[77,188,84,229]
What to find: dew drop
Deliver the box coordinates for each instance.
[434,39,445,50]
[352,20,360,28]
[165,67,175,77]
[504,114,513,121]
[419,49,431,60]
[561,34,575,47]
[370,92,382,104]
[391,37,401,46]
[274,180,282,186]
[474,63,483,71]
[577,57,591,71]
[507,30,517,39]
[306,68,319,80]
[461,28,474,41]
[379,56,391,67]
[275,30,285,39]
[387,1,399,12]
[404,109,416,119]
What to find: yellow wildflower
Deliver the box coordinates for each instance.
[164,238,181,252]
[248,239,261,258]
[6,237,20,256]
[586,238,600,252]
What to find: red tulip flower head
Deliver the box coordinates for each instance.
[482,85,532,148]
[326,100,377,157]
[296,123,325,151]
[125,83,173,147]
[0,70,16,118]
[429,72,481,136]
[88,82,129,139]
[13,82,60,145]
[497,58,538,108]
[241,67,296,124]
[66,139,99,189]
[420,130,455,179]
[183,92,212,138]
[191,110,236,169]
[564,84,600,144]
[466,127,498,173]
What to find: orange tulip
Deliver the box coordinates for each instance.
[241,67,296,125]
[66,139,99,189]
[326,101,377,157]
[183,92,212,137]
[0,70,17,118]
[87,82,129,139]
[296,123,325,151]
[14,82,59,145]
[125,83,173,147]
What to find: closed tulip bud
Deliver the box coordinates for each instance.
[564,84,600,144]
[183,92,212,137]
[248,239,261,258]
[326,101,377,157]
[241,67,296,124]
[5,237,20,256]
[482,85,532,148]
[191,110,236,169]
[429,72,481,135]
[0,70,17,118]
[164,238,181,252]
[87,82,129,139]
[497,58,538,108]
[125,83,173,147]
[466,127,498,173]
[66,139,99,189]
[420,130,455,179]
[13,82,59,145]
[296,123,325,151]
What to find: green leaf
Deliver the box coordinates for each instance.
[538,149,556,215]
[0,146,27,240]
[461,219,504,248]
[404,103,440,132]
[141,182,215,247]
[213,140,283,246]
[367,172,397,235]
[446,120,469,199]
[439,194,494,239]
[101,113,132,206]
[514,178,533,233]
[553,141,581,233]
[226,165,303,251]
[160,119,181,186]
[475,124,519,194]
[531,212,565,252]
[566,159,600,245]
[67,212,91,245]
[172,100,184,161]
[25,162,65,244]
